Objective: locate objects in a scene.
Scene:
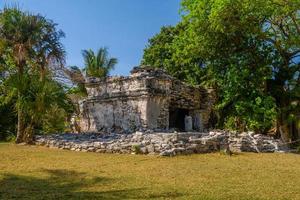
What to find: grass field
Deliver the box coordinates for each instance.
[0,143,300,200]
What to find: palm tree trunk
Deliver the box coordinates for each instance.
[15,93,25,143]
[23,122,34,144]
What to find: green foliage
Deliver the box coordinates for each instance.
[0,7,72,142]
[142,23,205,85]
[132,144,142,154]
[142,26,179,70]
[1,71,74,137]
[83,47,117,78]
[222,96,277,132]
[0,100,17,141]
[179,0,299,136]
[22,74,73,134]
[215,62,277,132]
[142,0,300,136]
[42,104,69,134]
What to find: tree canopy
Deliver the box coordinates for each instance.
[142,0,300,140]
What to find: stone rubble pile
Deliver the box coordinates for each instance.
[35,131,287,156]
[228,132,287,153]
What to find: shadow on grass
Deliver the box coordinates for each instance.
[0,169,183,199]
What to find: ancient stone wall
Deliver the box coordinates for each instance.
[79,97,148,132]
[77,66,215,133]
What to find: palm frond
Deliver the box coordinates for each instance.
[105,58,118,75]
[81,47,117,78]
[97,47,108,69]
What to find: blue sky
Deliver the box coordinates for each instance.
[1,0,181,75]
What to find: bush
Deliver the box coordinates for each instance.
[132,145,142,154]
[0,102,17,141]
[222,95,277,133]
[40,105,69,134]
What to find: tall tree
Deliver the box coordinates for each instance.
[82,47,117,78]
[0,7,67,143]
[142,0,300,140]
[180,0,300,140]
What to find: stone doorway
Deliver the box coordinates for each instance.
[169,108,189,131]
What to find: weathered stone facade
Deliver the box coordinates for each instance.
[77,66,215,133]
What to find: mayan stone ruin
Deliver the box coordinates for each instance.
[76,66,216,133]
[36,66,287,155]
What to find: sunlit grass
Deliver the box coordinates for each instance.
[0,143,300,200]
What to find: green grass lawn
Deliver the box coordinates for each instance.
[0,143,300,200]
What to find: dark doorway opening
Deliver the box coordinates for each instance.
[169,108,189,131]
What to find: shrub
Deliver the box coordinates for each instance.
[132,145,142,154]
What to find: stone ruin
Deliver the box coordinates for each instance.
[75,66,216,133]
[35,66,288,156]
[35,131,288,156]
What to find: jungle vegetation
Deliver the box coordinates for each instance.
[0,0,299,143]
[142,0,300,141]
[0,7,116,143]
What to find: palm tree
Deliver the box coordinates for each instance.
[0,7,65,143]
[82,47,117,78]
